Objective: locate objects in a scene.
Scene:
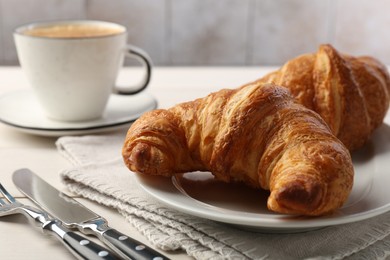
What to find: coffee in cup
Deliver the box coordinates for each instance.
[21,23,124,38]
[14,20,152,122]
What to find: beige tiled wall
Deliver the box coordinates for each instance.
[169,0,249,65]
[251,0,332,64]
[1,0,389,66]
[334,0,390,61]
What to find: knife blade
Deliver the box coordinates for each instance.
[13,168,170,260]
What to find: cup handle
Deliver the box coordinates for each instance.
[114,45,152,95]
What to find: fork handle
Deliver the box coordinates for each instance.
[44,220,118,260]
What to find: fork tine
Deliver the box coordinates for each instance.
[0,183,16,203]
[0,197,6,205]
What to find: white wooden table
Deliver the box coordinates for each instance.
[0,66,269,259]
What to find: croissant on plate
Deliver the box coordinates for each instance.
[259,44,390,151]
[122,83,354,216]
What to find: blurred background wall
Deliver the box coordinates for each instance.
[0,0,389,66]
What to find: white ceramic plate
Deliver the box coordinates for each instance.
[136,123,390,232]
[0,89,157,136]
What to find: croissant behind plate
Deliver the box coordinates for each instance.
[123,83,354,216]
[259,44,390,151]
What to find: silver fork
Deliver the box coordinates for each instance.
[0,182,118,260]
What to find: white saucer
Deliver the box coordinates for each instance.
[0,89,157,136]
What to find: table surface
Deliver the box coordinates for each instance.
[0,66,271,259]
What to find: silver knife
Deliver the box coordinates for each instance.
[13,168,170,260]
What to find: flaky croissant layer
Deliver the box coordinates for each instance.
[123,83,354,216]
[259,44,390,151]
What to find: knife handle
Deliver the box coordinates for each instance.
[63,232,118,260]
[102,228,170,260]
[45,220,119,260]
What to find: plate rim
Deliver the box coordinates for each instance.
[136,174,390,230]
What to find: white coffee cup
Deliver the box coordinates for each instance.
[14,20,152,122]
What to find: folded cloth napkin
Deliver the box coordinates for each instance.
[56,134,390,260]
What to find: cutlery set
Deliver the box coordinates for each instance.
[0,168,169,260]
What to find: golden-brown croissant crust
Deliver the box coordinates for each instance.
[259,44,390,151]
[122,83,354,216]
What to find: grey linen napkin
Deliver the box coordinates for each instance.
[56,134,390,260]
